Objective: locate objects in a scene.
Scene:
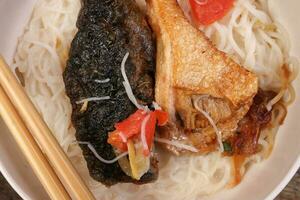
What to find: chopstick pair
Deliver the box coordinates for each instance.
[0,56,95,200]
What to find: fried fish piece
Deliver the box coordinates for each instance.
[64,0,157,186]
[147,0,258,154]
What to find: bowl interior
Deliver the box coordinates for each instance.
[0,0,299,200]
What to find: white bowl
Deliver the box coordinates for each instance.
[0,0,299,199]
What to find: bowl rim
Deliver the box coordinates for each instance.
[0,0,299,199]
[0,162,32,200]
[265,155,300,200]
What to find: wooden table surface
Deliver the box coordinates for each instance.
[275,169,300,200]
[0,169,299,200]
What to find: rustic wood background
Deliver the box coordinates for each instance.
[0,169,299,199]
[275,169,300,200]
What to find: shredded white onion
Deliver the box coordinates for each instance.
[155,137,199,153]
[195,0,208,5]
[194,100,224,152]
[152,101,162,110]
[118,131,128,143]
[95,78,110,83]
[140,114,151,152]
[121,52,149,111]
[76,96,110,104]
[78,141,128,164]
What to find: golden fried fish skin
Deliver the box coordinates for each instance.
[147,0,258,154]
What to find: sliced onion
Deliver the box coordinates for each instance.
[152,101,162,110]
[127,140,150,180]
[193,99,224,152]
[195,0,208,5]
[95,78,110,83]
[155,137,199,152]
[78,141,128,164]
[121,52,149,111]
[76,96,110,104]
[140,114,151,153]
[118,131,127,143]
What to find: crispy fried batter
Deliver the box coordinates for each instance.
[147,0,258,154]
[64,0,157,186]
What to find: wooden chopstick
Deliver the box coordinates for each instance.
[0,86,71,200]
[0,56,95,200]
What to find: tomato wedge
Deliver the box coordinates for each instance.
[108,108,169,153]
[107,130,128,152]
[154,110,169,126]
[189,0,234,26]
[114,109,147,138]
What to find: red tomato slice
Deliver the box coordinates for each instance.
[143,149,150,157]
[115,109,147,138]
[189,0,234,26]
[107,130,127,152]
[154,110,169,126]
[108,108,169,154]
